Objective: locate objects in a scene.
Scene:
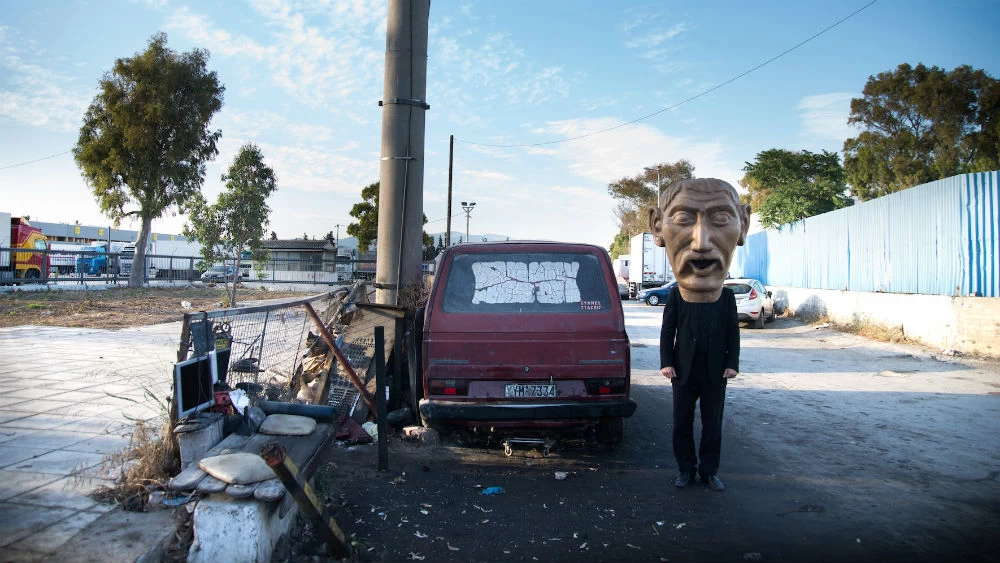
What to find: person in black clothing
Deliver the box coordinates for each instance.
[647,178,751,492]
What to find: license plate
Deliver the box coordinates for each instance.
[504,384,556,398]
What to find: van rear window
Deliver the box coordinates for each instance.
[442,252,611,313]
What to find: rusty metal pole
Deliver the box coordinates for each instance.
[303,302,376,413]
[260,442,351,559]
[375,0,431,306]
[374,326,389,471]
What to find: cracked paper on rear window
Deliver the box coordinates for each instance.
[470,261,581,304]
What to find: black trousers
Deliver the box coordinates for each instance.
[672,367,727,477]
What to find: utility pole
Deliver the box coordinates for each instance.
[375,0,431,306]
[334,224,341,248]
[446,134,453,247]
[461,201,476,242]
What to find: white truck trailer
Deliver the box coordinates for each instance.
[122,239,202,279]
[628,232,672,298]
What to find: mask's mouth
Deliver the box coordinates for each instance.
[689,259,717,273]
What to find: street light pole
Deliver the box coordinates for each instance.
[644,166,661,192]
[460,201,476,243]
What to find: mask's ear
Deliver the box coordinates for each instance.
[648,205,665,247]
[737,203,751,246]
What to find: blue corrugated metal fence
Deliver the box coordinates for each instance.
[731,171,999,297]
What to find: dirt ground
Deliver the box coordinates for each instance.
[279,311,1000,563]
[0,285,314,329]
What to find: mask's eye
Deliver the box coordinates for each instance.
[710,211,734,226]
[670,211,694,226]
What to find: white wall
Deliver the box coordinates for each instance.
[773,286,1000,358]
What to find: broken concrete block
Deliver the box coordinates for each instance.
[187,496,298,563]
[175,413,224,470]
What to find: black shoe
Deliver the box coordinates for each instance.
[701,474,725,491]
[674,472,695,488]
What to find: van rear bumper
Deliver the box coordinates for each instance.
[418,398,637,422]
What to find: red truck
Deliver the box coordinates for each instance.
[1,212,49,282]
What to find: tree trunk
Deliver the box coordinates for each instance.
[230,255,241,308]
[129,216,153,288]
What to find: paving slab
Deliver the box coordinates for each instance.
[0,323,188,561]
[6,449,106,476]
[0,470,63,502]
[0,503,77,548]
[7,475,112,512]
[7,509,106,555]
[0,445,50,470]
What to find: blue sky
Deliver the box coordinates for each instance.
[2,0,998,248]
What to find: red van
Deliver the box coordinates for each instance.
[417,241,636,443]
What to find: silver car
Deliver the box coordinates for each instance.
[724,278,775,329]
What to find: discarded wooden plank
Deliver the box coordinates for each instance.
[261,442,351,559]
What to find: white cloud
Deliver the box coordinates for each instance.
[531,117,739,187]
[797,92,857,144]
[166,7,276,60]
[0,27,90,131]
[551,185,611,204]
[460,169,515,184]
[430,17,575,127]
[624,23,689,50]
[165,1,387,111]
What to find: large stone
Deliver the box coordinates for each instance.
[198,453,274,485]
[259,414,317,436]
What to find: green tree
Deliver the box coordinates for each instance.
[607,160,695,258]
[843,63,1000,200]
[741,149,850,229]
[270,231,278,240]
[73,33,224,288]
[346,181,434,255]
[184,143,277,307]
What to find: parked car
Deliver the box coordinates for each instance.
[723,277,775,329]
[617,283,630,299]
[636,281,677,306]
[201,265,237,281]
[416,241,637,444]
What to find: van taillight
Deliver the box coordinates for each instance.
[749,288,758,300]
[585,378,626,395]
[429,378,468,396]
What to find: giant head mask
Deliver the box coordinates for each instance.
[648,178,751,303]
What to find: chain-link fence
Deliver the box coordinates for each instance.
[175,282,413,424]
[1,245,396,286]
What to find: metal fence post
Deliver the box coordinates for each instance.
[375,325,388,471]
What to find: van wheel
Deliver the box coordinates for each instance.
[645,294,659,306]
[596,417,623,445]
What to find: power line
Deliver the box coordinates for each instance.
[455,0,878,149]
[1,149,74,170]
[0,150,72,171]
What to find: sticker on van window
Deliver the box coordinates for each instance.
[471,261,581,304]
[579,300,602,310]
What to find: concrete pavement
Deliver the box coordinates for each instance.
[0,323,180,563]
